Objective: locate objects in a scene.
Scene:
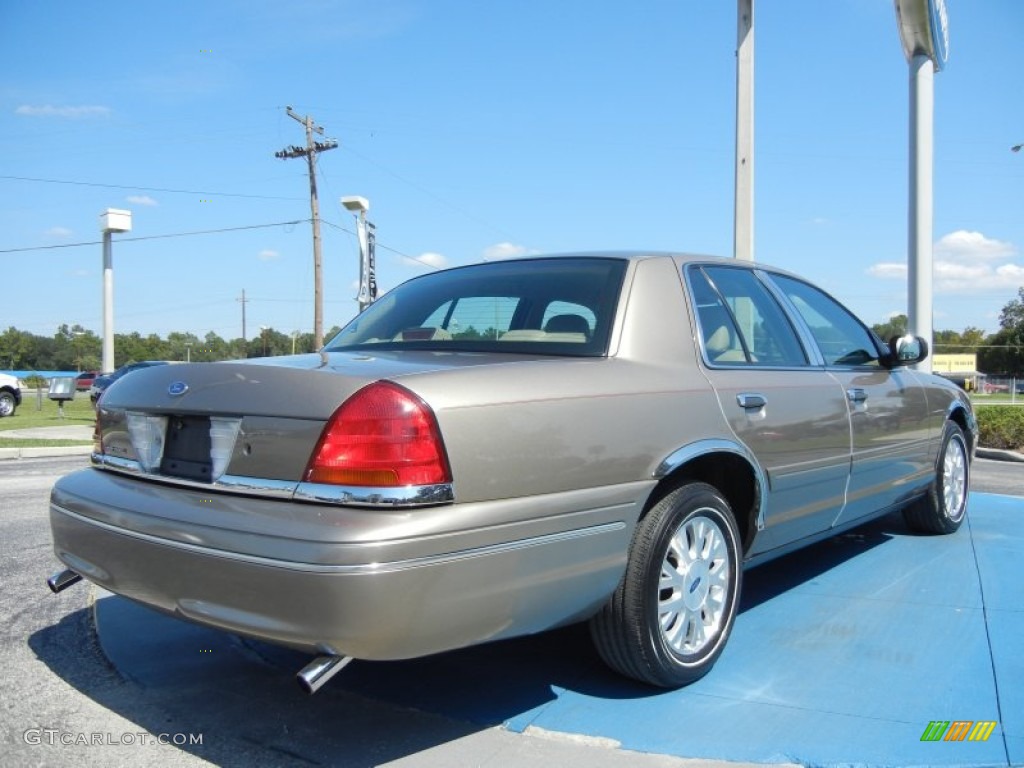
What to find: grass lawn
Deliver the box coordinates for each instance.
[0,391,95,446]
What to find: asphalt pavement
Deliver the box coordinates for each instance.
[3,439,1023,766]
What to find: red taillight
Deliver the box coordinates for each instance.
[305,381,451,487]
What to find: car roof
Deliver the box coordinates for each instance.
[456,251,803,278]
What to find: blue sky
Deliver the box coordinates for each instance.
[1,0,1021,343]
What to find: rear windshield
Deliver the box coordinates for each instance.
[325,257,627,357]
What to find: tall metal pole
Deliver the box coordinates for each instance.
[908,53,934,373]
[275,107,337,350]
[305,130,324,348]
[734,0,755,261]
[99,209,130,373]
[102,231,114,373]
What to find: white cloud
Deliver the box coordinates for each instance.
[867,262,907,279]
[15,104,111,119]
[403,252,448,269]
[257,249,280,262]
[482,242,536,260]
[44,226,73,239]
[934,230,1015,261]
[867,229,1021,294]
[126,195,158,207]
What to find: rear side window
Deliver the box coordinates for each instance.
[688,265,808,367]
[325,258,627,357]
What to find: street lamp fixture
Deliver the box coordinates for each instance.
[341,196,376,313]
[99,208,132,374]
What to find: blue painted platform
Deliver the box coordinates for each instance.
[94,492,1022,766]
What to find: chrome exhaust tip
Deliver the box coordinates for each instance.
[47,568,83,594]
[296,654,353,695]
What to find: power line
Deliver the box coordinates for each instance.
[0,220,309,254]
[0,174,304,201]
[320,219,439,270]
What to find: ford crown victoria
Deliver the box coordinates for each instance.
[47,253,976,692]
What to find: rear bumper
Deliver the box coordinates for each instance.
[50,468,646,659]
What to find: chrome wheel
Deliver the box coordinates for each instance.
[659,512,731,656]
[904,420,970,535]
[590,482,742,688]
[0,393,15,417]
[942,433,968,522]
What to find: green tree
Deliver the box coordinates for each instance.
[999,287,1024,332]
[979,288,1024,376]
[871,314,908,341]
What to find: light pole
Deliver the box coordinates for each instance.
[734,0,754,261]
[341,196,375,313]
[99,209,132,374]
[894,0,948,373]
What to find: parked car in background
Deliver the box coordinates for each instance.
[75,371,100,391]
[48,253,977,692]
[0,372,22,417]
[89,361,171,404]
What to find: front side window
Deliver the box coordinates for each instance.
[771,274,884,367]
[688,265,808,367]
[325,258,627,357]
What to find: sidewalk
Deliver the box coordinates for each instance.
[0,425,93,460]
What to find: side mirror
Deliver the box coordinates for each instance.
[887,334,929,367]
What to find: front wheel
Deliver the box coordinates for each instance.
[590,482,742,688]
[0,391,16,418]
[903,421,970,534]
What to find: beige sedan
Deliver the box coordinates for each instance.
[47,253,976,692]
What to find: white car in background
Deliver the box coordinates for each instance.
[0,372,23,417]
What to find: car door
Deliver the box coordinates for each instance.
[686,265,853,555]
[769,274,933,525]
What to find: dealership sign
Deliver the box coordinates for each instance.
[894,0,949,70]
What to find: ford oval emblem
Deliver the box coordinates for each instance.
[168,381,189,397]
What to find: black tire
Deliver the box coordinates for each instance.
[590,482,742,688]
[903,421,970,534]
[0,391,16,418]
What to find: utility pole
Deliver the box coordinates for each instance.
[237,289,248,344]
[275,106,338,349]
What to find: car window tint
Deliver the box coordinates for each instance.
[325,258,627,357]
[771,274,883,367]
[690,266,808,367]
[447,296,518,340]
[541,301,596,337]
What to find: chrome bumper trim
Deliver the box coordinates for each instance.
[293,481,454,507]
[91,454,453,507]
[52,502,624,575]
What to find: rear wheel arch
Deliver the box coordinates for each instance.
[648,444,762,555]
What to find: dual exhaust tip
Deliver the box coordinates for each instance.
[47,568,83,594]
[47,568,352,694]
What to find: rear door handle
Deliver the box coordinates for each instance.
[847,388,868,403]
[737,393,767,410]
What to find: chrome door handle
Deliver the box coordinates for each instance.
[737,393,767,410]
[847,388,868,403]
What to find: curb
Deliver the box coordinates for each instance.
[976,447,1024,463]
[0,445,92,460]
